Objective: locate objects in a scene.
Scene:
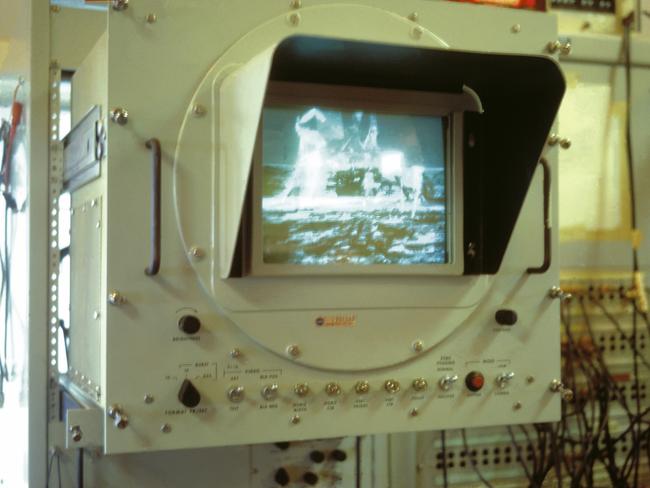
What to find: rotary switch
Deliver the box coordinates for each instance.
[178,379,201,408]
[178,315,201,335]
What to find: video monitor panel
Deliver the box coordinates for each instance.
[260,104,449,267]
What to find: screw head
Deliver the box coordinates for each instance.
[189,246,204,260]
[511,24,521,33]
[145,13,157,23]
[110,107,129,125]
[108,291,126,305]
[290,0,302,8]
[559,138,572,149]
[144,394,154,404]
[408,12,419,21]
[160,423,172,433]
[411,26,423,40]
[287,344,300,358]
[112,0,129,10]
[192,104,206,117]
[526,375,535,384]
[513,401,522,410]
[230,348,242,359]
[290,414,301,424]
[409,408,419,417]
[69,425,82,442]
[412,340,424,353]
[288,12,301,26]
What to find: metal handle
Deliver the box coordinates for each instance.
[527,158,551,274]
[145,138,161,276]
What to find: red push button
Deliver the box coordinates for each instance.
[465,371,485,392]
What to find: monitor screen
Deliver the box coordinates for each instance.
[260,105,449,266]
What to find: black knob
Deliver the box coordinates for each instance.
[274,442,290,450]
[178,379,201,408]
[274,467,290,486]
[178,315,201,335]
[495,309,517,326]
[303,472,319,486]
[331,449,347,462]
[309,450,325,463]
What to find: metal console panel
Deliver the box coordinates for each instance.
[65,0,563,453]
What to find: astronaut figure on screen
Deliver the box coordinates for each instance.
[279,108,329,198]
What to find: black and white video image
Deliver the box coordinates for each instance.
[261,105,449,266]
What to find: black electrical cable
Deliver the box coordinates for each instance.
[506,425,532,482]
[622,12,639,274]
[77,448,84,488]
[355,436,361,488]
[441,430,448,488]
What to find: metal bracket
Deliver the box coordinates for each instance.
[66,407,104,449]
[62,105,104,191]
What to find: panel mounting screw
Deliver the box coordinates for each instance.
[111,0,129,10]
[408,12,419,21]
[145,13,157,24]
[511,24,521,33]
[559,138,572,149]
[110,107,129,125]
[526,375,535,384]
[108,291,126,306]
[288,12,301,26]
[192,104,206,117]
[290,414,301,424]
[69,425,82,442]
[546,40,562,53]
[412,340,424,353]
[189,246,204,260]
[290,0,302,8]
[513,401,522,410]
[411,26,423,40]
[547,133,560,146]
[144,394,154,404]
[560,42,572,55]
[287,344,301,358]
[160,423,172,433]
[409,408,419,417]
[230,348,242,359]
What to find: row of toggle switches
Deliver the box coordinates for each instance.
[178,372,516,407]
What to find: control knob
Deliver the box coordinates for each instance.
[178,379,201,408]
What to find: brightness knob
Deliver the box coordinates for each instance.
[178,315,201,335]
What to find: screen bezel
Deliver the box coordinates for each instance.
[248,81,464,277]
